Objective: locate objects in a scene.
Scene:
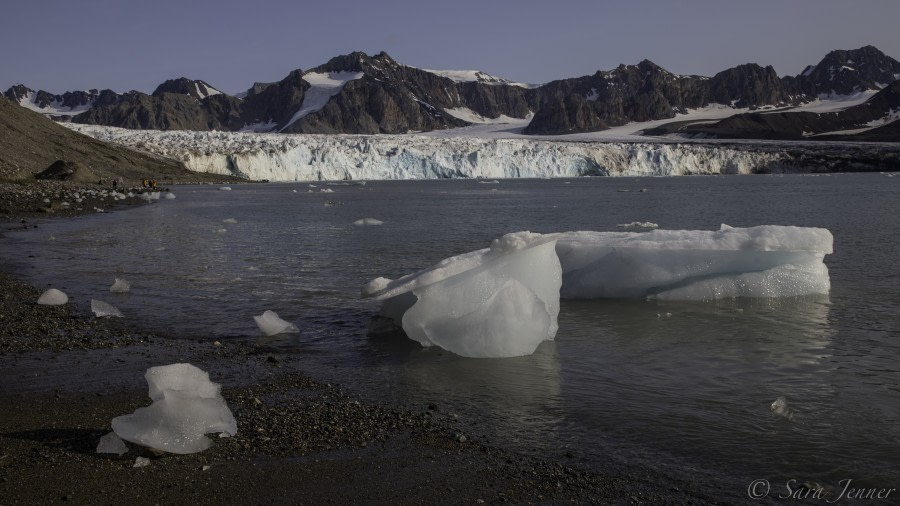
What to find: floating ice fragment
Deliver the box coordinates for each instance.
[111,363,237,454]
[163,192,176,199]
[617,222,658,229]
[320,188,334,193]
[219,186,232,191]
[353,218,383,226]
[97,431,128,455]
[254,310,300,336]
[110,278,130,293]
[37,288,68,305]
[133,457,150,468]
[770,396,794,420]
[215,228,227,234]
[557,225,832,300]
[91,299,123,318]
[365,231,561,358]
[365,225,833,357]
[222,218,238,224]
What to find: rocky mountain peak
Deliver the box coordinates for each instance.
[802,45,900,95]
[152,78,224,100]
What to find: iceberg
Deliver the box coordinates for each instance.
[37,288,68,305]
[363,232,562,358]
[254,310,300,336]
[353,218,384,226]
[111,363,237,454]
[91,299,123,318]
[364,225,832,358]
[556,225,832,300]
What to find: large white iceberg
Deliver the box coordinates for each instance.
[363,225,832,358]
[556,225,832,300]
[363,232,561,358]
[111,363,237,454]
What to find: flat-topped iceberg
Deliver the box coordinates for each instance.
[557,225,833,300]
[363,225,832,358]
[363,232,562,358]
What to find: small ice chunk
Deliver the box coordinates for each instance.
[770,396,794,420]
[320,188,334,193]
[133,457,151,467]
[97,431,128,455]
[110,278,131,293]
[216,228,227,234]
[112,363,237,454]
[219,186,232,191]
[222,218,238,224]
[37,288,68,305]
[353,218,383,226]
[91,299,124,318]
[254,310,300,336]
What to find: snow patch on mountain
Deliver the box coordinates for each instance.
[281,71,364,131]
[195,82,222,99]
[17,91,92,117]
[67,124,787,182]
[421,69,537,88]
[443,107,527,124]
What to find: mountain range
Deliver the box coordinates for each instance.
[6,46,900,141]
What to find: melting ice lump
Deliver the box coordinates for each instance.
[556,225,832,300]
[110,278,130,293]
[37,288,68,305]
[91,299,123,318]
[770,396,794,420]
[111,363,237,454]
[363,232,561,358]
[254,310,299,336]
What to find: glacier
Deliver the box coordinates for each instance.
[66,124,791,182]
[364,225,832,358]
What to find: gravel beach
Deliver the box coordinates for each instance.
[0,196,717,504]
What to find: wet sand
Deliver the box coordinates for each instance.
[0,195,716,504]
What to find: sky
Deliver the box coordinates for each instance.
[3,0,900,95]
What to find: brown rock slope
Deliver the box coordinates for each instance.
[0,96,235,184]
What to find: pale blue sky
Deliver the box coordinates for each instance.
[3,0,899,94]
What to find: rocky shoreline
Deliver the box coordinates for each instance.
[0,192,720,504]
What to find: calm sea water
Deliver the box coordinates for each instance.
[4,174,899,498]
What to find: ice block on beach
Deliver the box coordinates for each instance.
[111,363,237,454]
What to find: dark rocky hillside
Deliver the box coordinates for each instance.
[5,46,899,139]
[0,96,231,184]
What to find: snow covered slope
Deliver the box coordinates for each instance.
[67,124,793,181]
[281,71,364,131]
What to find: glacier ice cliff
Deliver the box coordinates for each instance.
[67,125,795,181]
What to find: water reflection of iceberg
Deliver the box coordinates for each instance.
[396,339,563,444]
